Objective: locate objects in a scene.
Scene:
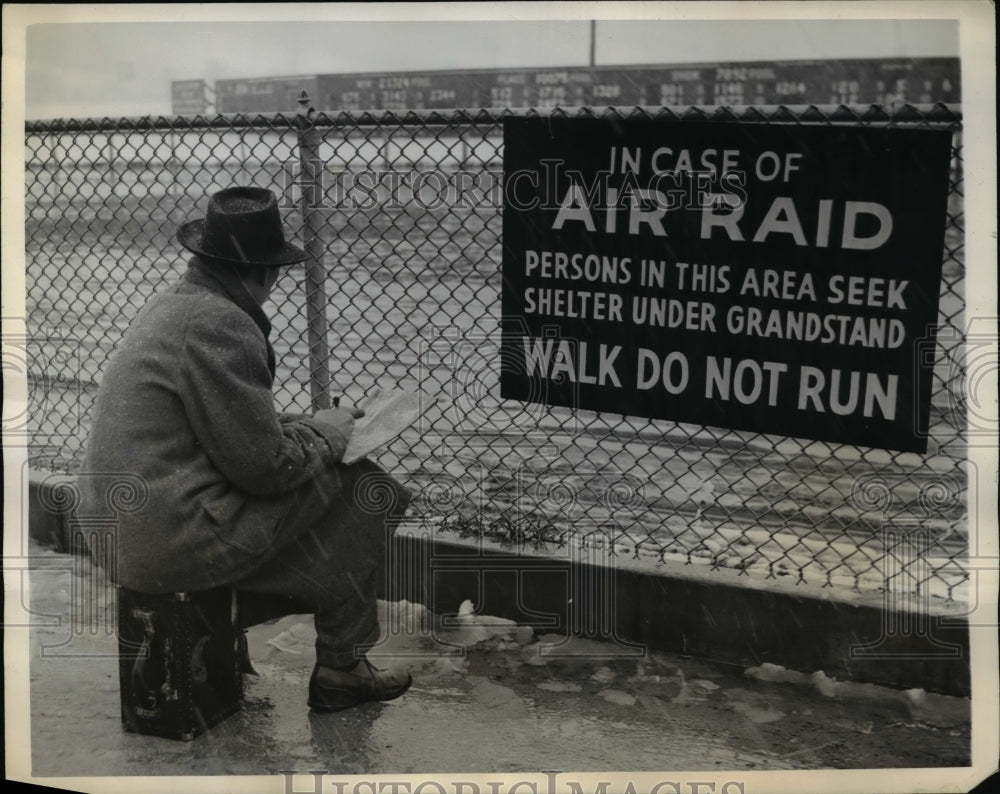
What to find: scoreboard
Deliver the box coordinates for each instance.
[214,58,960,114]
[170,79,211,114]
[213,75,319,114]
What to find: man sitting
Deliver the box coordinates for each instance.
[80,186,412,711]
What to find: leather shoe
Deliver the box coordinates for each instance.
[308,657,412,711]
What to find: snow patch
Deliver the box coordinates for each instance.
[744,662,838,697]
[264,618,315,655]
[265,632,303,654]
[744,662,810,686]
[811,670,839,698]
[589,666,616,685]
[440,599,521,648]
[745,663,970,727]
[731,701,785,724]
[599,689,637,706]
[431,656,471,675]
[381,599,432,634]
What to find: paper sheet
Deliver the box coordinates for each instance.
[342,388,428,464]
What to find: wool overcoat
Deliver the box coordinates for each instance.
[79,258,352,593]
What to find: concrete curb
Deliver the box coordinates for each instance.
[27,469,77,554]
[381,527,970,698]
[26,473,971,697]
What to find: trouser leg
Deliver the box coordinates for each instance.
[232,460,411,667]
[313,567,380,668]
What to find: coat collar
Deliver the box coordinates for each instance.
[183,257,277,378]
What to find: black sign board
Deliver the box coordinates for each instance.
[500,118,954,452]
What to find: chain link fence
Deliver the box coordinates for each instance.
[22,104,966,601]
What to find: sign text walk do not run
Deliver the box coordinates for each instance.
[499,118,954,453]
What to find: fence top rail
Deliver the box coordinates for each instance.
[25,102,962,134]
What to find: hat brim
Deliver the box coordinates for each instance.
[177,218,310,267]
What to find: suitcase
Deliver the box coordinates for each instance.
[117,587,244,741]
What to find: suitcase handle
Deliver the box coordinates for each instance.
[130,608,162,711]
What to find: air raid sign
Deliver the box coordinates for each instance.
[500,118,954,452]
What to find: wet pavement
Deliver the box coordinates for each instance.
[20,542,971,778]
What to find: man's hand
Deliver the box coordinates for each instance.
[313,405,364,440]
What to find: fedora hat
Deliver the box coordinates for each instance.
[177,186,308,267]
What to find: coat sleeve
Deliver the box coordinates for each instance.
[178,308,349,495]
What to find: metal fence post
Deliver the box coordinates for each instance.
[103,133,117,198]
[296,91,332,411]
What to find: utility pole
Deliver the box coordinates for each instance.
[589,20,596,68]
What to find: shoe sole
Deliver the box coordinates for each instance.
[308,674,413,712]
